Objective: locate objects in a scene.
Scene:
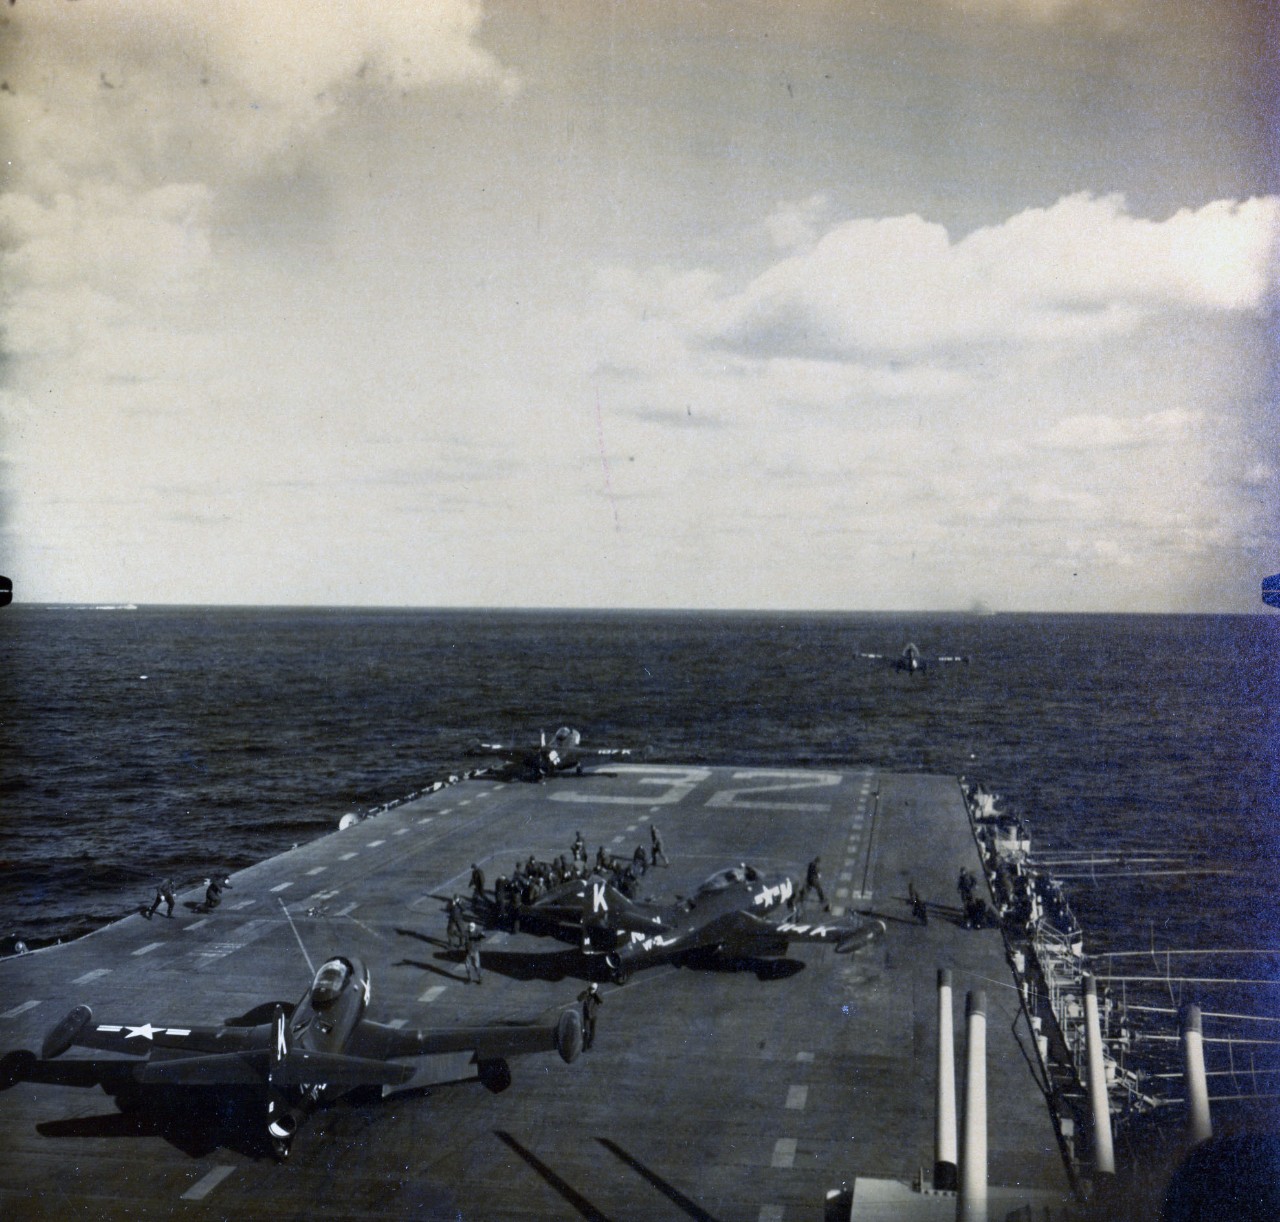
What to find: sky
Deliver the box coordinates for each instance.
[0,0,1276,612]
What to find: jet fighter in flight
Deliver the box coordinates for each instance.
[468,726,633,781]
[14,955,582,1161]
[856,642,969,675]
[515,864,885,983]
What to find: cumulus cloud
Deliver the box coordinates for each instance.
[689,194,1280,360]
[1036,409,1203,451]
[0,2,515,366]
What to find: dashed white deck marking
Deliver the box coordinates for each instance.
[184,918,210,931]
[417,817,433,825]
[626,824,638,832]
[180,1165,235,1202]
[758,1207,785,1222]
[795,1051,814,1063]
[418,985,448,1004]
[1,999,41,1019]
[785,1085,808,1110]
[771,1138,797,1168]
[368,839,386,848]
[231,899,256,909]
[387,1018,408,1029]
[132,942,163,957]
[306,867,327,876]
[395,828,409,835]
[339,851,359,860]
[270,882,293,893]
[72,968,112,985]
[610,835,625,844]
[335,902,359,917]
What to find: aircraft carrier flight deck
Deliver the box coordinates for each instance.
[0,764,1074,1221]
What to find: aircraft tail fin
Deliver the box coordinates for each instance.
[581,875,668,935]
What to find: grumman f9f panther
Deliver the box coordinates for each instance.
[517,865,886,984]
[856,642,970,675]
[467,726,634,781]
[17,955,583,1161]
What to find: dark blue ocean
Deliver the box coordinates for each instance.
[1,607,1277,979]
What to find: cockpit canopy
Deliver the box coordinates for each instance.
[696,864,761,896]
[310,958,352,1008]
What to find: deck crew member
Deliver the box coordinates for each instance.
[572,831,586,864]
[469,863,486,902]
[147,877,176,919]
[650,824,669,866]
[577,982,603,1050]
[463,922,484,984]
[203,875,231,912]
[798,856,829,912]
[446,895,466,947]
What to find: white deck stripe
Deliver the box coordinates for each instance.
[771,1138,797,1168]
[132,942,163,956]
[180,1164,235,1201]
[339,851,358,860]
[795,1050,814,1062]
[270,882,292,893]
[306,867,327,875]
[758,1207,784,1222]
[1,1000,41,1019]
[72,969,111,985]
[231,899,256,909]
[418,985,448,1003]
[395,828,409,835]
[785,1085,808,1110]
[335,902,359,917]
[184,918,210,931]
[387,1018,408,1029]
[368,839,385,847]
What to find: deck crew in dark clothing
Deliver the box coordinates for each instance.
[446,895,466,947]
[577,983,603,1050]
[203,876,231,911]
[650,824,669,866]
[147,878,176,919]
[463,923,484,984]
[469,863,486,902]
[798,856,829,911]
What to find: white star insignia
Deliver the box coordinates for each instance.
[124,1023,161,1041]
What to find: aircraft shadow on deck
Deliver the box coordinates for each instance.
[0,1054,277,1160]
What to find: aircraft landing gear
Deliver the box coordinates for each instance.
[270,1135,293,1163]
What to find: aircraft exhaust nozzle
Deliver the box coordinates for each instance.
[267,1111,299,1141]
[42,1004,93,1060]
[556,1007,584,1063]
[836,919,887,954]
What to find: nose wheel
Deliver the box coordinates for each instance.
[270,1135,293,1162]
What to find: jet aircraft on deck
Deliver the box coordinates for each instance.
[7,954,582,1161]
[468,726,633,781]
[856,642,969,675]
[512,864,885,983]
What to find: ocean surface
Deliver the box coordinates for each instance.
[2,607,1277,1029]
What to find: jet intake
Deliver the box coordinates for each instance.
[836,919,887,954]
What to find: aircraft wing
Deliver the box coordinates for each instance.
[526,876,670,935]
[41,1005,261,1060]
[348,1011,582,1064]
[714,912,886,956]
